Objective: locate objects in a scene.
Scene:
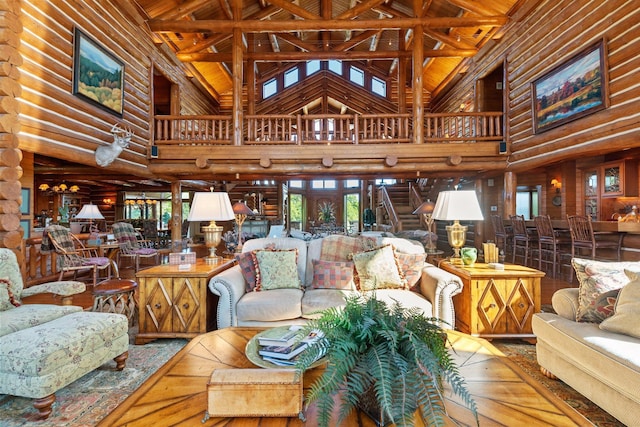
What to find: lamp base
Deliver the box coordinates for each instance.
[205,255,222,264]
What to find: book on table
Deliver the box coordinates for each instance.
[259,341,308,360]
[257,326,304,347]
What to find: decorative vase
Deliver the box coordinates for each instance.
[461,247,477,266]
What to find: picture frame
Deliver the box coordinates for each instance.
[532,39,608,134]
[20,188,30,215]
[20,219,30,239]
[72,27,124,116]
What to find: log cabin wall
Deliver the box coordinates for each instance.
[17,0,217,173]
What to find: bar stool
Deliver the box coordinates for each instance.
[567,214,623,259]
[92,278,138,326]
[534,215,571,279]
[510,214,537,266]
[490,215,512,259]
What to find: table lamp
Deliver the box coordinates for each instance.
[232,200,254,252]
[75,203,104,242]
[412,200,437,253]
[187,192,235,263]
[432,190,484,262]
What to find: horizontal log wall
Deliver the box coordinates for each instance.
[432,0,640,171]
[17,0,217,175]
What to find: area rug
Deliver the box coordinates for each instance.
[493,340,625,427]
[0,338,187,426]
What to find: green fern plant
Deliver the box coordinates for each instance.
[295,294,478,427]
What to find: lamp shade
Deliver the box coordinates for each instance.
[412,200,435,216]
[74,204,105,220]
[432,191,483,221]
[187,192,235,222]
[232,201,254,216]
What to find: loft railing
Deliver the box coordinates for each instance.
[153,112,502,147]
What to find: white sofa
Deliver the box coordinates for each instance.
[209,235,464,329]
[532,264,640,426]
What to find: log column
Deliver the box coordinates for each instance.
[412,0,424,145]
[231,0,243,146]
[0,0,24,254]
[170,181,182,249]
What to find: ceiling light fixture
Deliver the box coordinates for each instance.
[38,183,80,194]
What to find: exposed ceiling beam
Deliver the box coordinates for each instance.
[148,16,509,33]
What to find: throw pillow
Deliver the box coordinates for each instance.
[311,259,354,290]
[253,248,301,291]
[395,252,426,290]
[591,289,621,322]
[320,235,377,262]
[352,244,407,291]
[600,268,640,338]
[236,251,258,292]
[572,258,637,323]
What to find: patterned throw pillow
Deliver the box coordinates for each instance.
[572,258,638,322]
[311,259,354,290]
[320,235,377,262]
[591,289,621,323]
[236,251,258,292]
[395,252,426,290]
[600,268,640,338]
[352,244,407,291]
[253,248,301,291]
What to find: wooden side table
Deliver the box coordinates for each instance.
[440,261,544,340]
[135,258,236,344]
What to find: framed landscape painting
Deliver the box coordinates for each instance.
[73,28,124,116]
[532,39,608,133]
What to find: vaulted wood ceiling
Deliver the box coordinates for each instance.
[131,0,520,103]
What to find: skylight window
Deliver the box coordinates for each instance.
[306,60,320,76]
[328,60,342,75]
[349,66,364,86]
[372,76,387,97]
[311,180,337,189]
[284,67,299,88]
[263,78,277,99]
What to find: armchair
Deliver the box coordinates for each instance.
[112,222,159,271]
[41,224,114,286]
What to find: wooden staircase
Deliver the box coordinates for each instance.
[378,183,423,231]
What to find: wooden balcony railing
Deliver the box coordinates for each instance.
[153,112,502,147]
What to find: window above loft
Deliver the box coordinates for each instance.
[306,60,320,76]
[311,179,337,189]
[375,178,397,185]
[289,180,304,189]
[349,66,364,86]
[263,78,277,99]
[372,76,387,97]
[284,67,299,88]
[328,60,342,75]
[344,179,360,188]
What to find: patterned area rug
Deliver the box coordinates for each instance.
[493,340,625,427]
[0,338,187,426]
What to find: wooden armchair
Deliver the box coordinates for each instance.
[41,225,114,286]
[112,222,159,271]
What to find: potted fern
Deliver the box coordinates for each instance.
[295,294,477,427]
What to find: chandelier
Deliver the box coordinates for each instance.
[124,193,157,206]
[38,183,80,194]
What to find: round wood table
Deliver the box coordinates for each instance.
[92,278,138,325]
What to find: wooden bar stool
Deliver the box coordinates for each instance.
[534,215,571,279]
[510,214,537,267]
[92,279,138,326]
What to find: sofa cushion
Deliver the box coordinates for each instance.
[0,304,84,338]
[237,288,304,322]
[571,258,639,322]
[352,244,407,291]
[319,235,377,262]
[311,259,354,290]
[600,268,640,338]
[236,251,258,292]
[395,252,426,289]
[253,248,301,291]
[363,289,432,319]
[301,288,352,319]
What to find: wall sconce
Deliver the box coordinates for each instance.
[551,179,562,193]
[102,198,115,206]
[39,183,80,194]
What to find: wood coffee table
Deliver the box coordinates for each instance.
[99,327,591,426]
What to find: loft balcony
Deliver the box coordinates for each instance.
[150,111,505,179]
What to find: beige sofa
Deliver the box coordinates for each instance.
[532,262,640,426]
[209,235,464,329]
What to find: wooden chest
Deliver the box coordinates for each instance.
[207,368,303,418]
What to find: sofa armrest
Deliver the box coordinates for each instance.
[551,288,579,321]
[208,266,247,328]
[419,263,463,328]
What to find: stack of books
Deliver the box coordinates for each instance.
[257,326,323,366]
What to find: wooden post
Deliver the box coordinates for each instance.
[504,171,516,217]
[232,0,243,146]
[412,25,424,143]
[170,181,182,249]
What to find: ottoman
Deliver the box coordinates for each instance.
[0,311,129,419]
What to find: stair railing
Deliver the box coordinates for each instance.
[408,182,426,229]
[377,185,401,232]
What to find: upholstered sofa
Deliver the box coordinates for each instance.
[209,235,464,329]
[0,248,130,419]
[532,258,640,426]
